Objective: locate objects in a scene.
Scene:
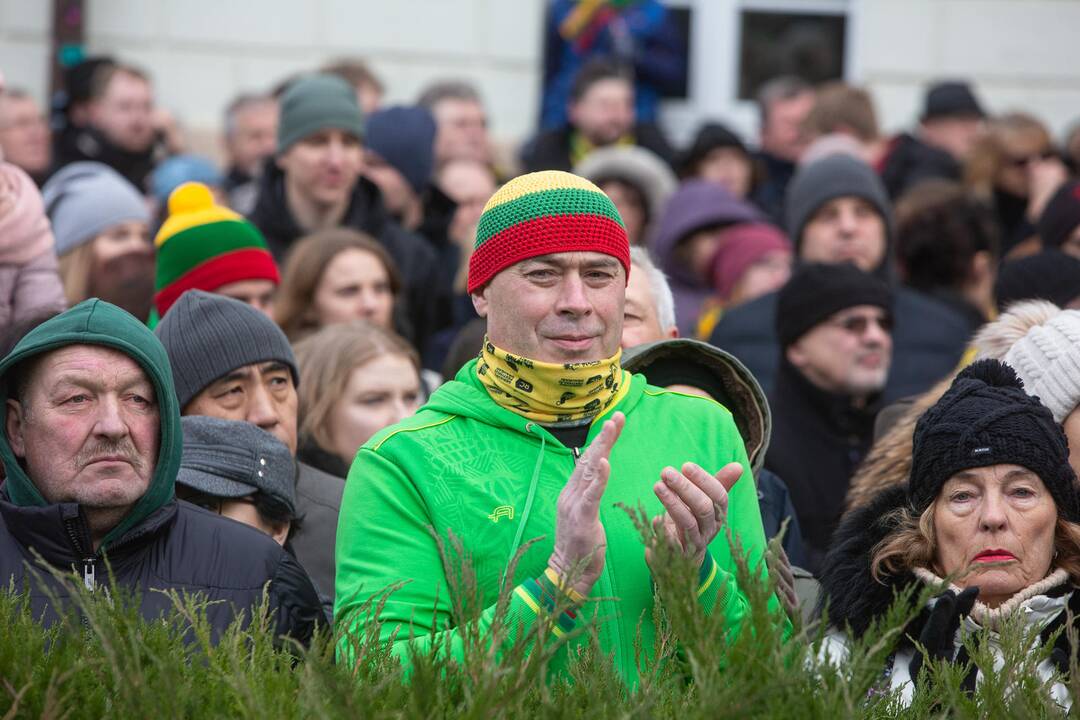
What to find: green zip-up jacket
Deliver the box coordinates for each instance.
[335,360,777,683]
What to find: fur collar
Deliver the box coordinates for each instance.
[817,483,912,638]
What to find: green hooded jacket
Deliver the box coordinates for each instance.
[0,299,182,550]
[335,359,779,683]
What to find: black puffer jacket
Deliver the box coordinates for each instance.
[0,493,324,642]
[0,300,325,643]
[248,161,450,356]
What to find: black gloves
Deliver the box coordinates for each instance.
[907,586,980,683]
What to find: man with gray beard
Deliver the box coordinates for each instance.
[764,262,893,572]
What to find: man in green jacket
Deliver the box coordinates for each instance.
[335,170,778,682]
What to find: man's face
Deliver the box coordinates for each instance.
[89,71,156,153]
[921,115,984,162]
[6,346,160,524]
[0,94,51,175]
[213,279,277,317]
[277,129,363,208]
[432,98,491,165]
[438,160,496,246]
[569,78,635,147]
[621,261,675,349]
[786,304,892,398]
[226,100,278,177]
[183,361,298,455]
[362,152,415,218]
[760,91,815,162]
[473,252,626,363]
[800,197,887,273]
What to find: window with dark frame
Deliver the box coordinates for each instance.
[737,10,847,100]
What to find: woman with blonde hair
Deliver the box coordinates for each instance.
[294,321,422,478]
[819,359,1080,709]
[965,113,1067,258]
[274,228,403,342]
[42,161,153,319]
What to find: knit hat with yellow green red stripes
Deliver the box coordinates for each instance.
[467,170,630,293]
[154,182,279,318]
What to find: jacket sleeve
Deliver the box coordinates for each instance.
[11,249,66,326]
[334,447,576,669]
[695,409,789,636]
[268,549,330,647]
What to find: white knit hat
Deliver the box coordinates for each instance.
[1003,305,1080,423]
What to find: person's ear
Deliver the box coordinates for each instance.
[271,521,289,547]
[6,399,27,458]
[471,286,490,318]
[970,250,993,284]
[785,342,807,370]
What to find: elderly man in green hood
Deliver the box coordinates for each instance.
[0,299,323,640]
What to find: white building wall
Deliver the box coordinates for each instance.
[1,0,1078,159]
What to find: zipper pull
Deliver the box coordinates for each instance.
[83,558,96,591]
[572,447,581,460]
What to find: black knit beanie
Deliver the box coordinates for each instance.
[995,249,1080,312]
[909,359,1080,521]
[1037,180,1080,251]
[776,262,893,348]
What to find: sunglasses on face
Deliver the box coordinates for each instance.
[829,313,893,335]
[1005,149,1057,169]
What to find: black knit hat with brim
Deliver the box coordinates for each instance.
[775,262,893,348]
[910,359,1080,521]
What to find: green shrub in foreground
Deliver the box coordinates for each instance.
[1,511,1077,719]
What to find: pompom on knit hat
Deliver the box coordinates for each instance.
[467,170,630,293]
[277,73,365,155]
[909,359,1079,521]
[1002,305,1080,424]
[153,182,279,318]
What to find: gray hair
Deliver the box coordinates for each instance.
[417,80,483,110]
[757,75,812,127]
[629,246,676,334]
[223,93,276,138]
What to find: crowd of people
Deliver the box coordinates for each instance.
[5,2,1080,706]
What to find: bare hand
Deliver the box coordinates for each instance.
[547,412,625,597]
[1027,156,1068,221]
[647,462,741,569]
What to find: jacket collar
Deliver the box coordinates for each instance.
[0,482,177,567]
[774,358,881,439]
[251,158,391,245]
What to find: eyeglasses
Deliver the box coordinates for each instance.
[1005,149,1057,169]
[828,314,893,335]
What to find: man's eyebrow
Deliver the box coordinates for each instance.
[260,361,291,375]
[213,367,253,386]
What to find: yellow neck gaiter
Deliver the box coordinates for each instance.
[477,338,631,426]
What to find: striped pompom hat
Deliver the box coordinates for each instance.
[467,170,630,293]
[154,182,280,318]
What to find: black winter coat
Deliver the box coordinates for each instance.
[0,491,326,643]
[765,361,881,573]
[247,163,451,356]
[878,133,961,200]
[708,286,970,403]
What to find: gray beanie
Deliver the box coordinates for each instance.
[41,161,150,255]
[784,154,893,252]
[1003,306,1080,424]
[154,290,299,409]
[178,415,296,514]
[277,74,365,154]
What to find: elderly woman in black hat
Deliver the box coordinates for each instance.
[818,359,1080,709]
